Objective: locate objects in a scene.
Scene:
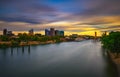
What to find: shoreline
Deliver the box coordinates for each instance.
[0,40,70,48]
[0,40,86,48]
[0,41,57,48]
[108,52,120,77]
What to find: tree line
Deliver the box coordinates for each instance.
[101,31,120,58]
[0,33,64,48]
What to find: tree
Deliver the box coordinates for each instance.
[101,31,120,58]
[0,35,9,41]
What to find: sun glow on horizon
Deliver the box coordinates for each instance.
[0,30,102,36]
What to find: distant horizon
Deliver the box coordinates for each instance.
[0,30,103,36]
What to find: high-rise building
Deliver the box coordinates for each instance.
[29,29,34,35]
[104,31,107,36]
[50,28,55,36]
[59,31,64,36]
[45,28,64,36]
[45,29,50,36]
[95,32,97,39]
[55,30,59,36]
[3,29,7,35]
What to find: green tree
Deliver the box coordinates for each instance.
[0,35,9,41]
[101,31,120,58]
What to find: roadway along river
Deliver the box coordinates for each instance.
[0,40,118,77]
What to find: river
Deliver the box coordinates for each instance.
[0,40,118,77]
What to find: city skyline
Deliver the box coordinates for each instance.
[0,28,101,36]
[0,0,120,36]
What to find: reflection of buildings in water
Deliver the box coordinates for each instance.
[9,46,31,56]
[3,49,7,56]
[17,47,18,51]
[21,46,31,54]
[28,45,30,54]
[22,46,24,54]
[11,48,13,56]
[17,47,19,55]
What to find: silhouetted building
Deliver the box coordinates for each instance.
[55,30,59,36]
[3,29,7,35]
[50,28,55,36]
[104,31,107,36]
[29,29,34,35]
[102,31,107,36]
[3,29,14,36]
[95,32,97,37]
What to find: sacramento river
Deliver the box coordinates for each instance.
[0,40,118,77]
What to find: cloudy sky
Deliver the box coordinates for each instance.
[0,0,120,35]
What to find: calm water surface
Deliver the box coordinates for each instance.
[0,40,118,77]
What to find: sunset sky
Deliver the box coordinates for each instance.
[0,0,120,36]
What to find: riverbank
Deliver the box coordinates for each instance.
[0,40,57,47]
[0,39,70,48]
[108,52,120,77]
[0,39,86,48]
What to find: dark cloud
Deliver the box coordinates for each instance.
[0,0,57,24]
[75,0,120,16]
[0,0,56,12]
[1,0,120,23]
[0,15,40,24]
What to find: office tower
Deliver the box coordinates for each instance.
[55,30,59,36]
[3,29,7,35]
[50,28,55,36]
[45,28,64,36]
[45,29,50,36]
[60,31,64,36]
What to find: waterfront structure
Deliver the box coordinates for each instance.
[29,29,34,35]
